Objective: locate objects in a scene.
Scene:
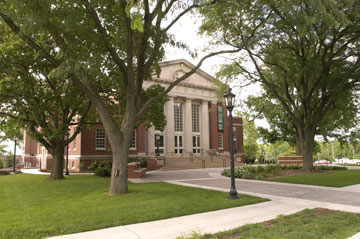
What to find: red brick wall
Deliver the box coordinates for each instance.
[278,156,303,165]
[81,126,112,156]
[209,104,243,154]
[68,126,80,156]
[209,103,219,150]
[129,123,146,155]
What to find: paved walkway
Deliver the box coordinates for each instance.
[46,168,360,239]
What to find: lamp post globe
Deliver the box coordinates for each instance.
[224,88,239,200]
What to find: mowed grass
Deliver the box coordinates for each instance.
[0,174,267,239]
[266,170,360,187]
[181,208,360,239]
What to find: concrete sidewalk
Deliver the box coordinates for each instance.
[48,179,360,239]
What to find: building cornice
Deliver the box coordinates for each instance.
[149,77,215,91]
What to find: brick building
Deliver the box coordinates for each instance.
[22,59,244,172]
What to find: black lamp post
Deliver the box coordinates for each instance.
[224,89,239,200]
[65,134,69,176]
[13,135,18,173]
[155,133,160,156]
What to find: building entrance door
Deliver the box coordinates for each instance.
[174,135,183,155]
[192,135,201,154]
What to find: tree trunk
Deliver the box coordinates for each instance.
[109,139,129,195]
[301,129,316,171]
[47,146,65,181]
[296,141,302,155]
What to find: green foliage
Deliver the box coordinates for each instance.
[256,165,265,173]
[139,84,168,131]
[317,140,360,161]
[89,161,112,177]
[94,167,112,177]
[200,0,360,170]
[140,158,148,168]
[280,164,303,170]
[0,24,93,179]
[279,150,298,157]
[262,141,294,159]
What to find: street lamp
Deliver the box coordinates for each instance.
[13,135,18,173]
[155,133,160,156]
[224,88,239,200]
[65,134,70,176]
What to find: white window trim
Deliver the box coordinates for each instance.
[192,104,200,133]
[130,130,136,150]
[174,103,184,133]
[95,129,106,150]
[218,133,223,149]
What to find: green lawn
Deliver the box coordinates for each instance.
[180,208,360,239]
[0,174,267,239]
[266,170,360,187]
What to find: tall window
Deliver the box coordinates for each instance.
[192,104,200,132]
[174,103,183,132]
[95,129,106,150]
[130,130,136,149]
[218,134,223,149]
[73,138,77,151]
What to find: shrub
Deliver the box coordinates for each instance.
[313,165,347,171]
[248,166,257,174]
[289,164,303,170]
[280,165,288,170]
[128,157,138,163]
[221,168,230,177]
[140,158,148,168]
[256,174,265,180]
[243,170,254,179]
[256,165,265,173]
[78,162,85,171]
[94,167,111,177]
[265,158,277,164]
[258,155,265,164]
[244,156,256,164]
[89,161,112,177]
[88,162,99,171]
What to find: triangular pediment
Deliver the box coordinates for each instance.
[154,59,216,89]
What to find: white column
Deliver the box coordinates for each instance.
[147,127,155,155]
[201,101,210,152]
[165,97,175,155]
[184,99,192,154]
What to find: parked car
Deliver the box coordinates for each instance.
[314,160,332,165]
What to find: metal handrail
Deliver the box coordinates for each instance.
[200,149,228,163]
[183,149,206,168]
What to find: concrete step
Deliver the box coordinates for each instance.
[162,156,244,170]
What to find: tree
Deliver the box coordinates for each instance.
[242,118,260,163]
[0,24,92,180]
[200,0,360,170]
[0,1,237,194]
